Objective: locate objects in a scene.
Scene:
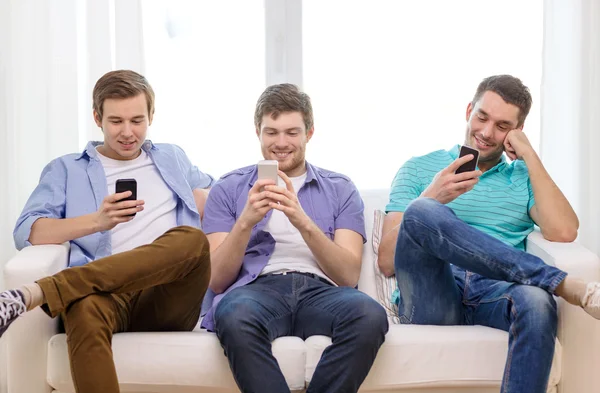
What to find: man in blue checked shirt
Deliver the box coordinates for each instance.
[377,74,600,393]
[201,83,388,393]
[0,70,213,393]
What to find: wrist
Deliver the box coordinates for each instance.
[88,212,104,233]
[521,148,539,163]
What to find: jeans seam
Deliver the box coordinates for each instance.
[502,295,517,393]
[405,217,530,285]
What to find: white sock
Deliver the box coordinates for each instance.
[19,283,45,311]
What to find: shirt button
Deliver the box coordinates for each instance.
[266,253,270,256]
[329,227,333,232]
[264,233,269,238]
[252,274,256,278]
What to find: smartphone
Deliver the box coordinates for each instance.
[455,145,480,174]
[115,178,137,216]
[257,160,279,186]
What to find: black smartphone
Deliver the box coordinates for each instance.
[115,178,137,216]
[455,145,480,174]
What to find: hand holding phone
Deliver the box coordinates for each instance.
[455,145,480,174]
[420,146,482,204]
[93,179,144,232]
[238,161,279,228]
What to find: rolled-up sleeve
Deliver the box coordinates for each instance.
[175,145,214,190]
[13,159,67,250]
[202,180,236,234]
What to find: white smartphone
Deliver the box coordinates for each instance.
[257,160,279,185]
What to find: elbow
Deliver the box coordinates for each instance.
[209,281,227,295]
[543,227,578,243]
[377,257,395,278]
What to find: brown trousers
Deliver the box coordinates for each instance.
[37,226,211,393]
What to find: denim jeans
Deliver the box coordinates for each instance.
[214,272,389,393]
[394,198,567,393]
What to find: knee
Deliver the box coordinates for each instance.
[346,293,389,340]
[512,286,558,332]
[403,198,444,227]
[179,226,210,254]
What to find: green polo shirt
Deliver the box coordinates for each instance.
[386,145,535,250]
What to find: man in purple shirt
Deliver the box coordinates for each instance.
[201,84,388,393]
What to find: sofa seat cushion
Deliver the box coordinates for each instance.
[47,332,307,392]
[305,325,561,391]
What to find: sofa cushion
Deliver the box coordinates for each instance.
[305,325,562,391]
[47,332,307,392]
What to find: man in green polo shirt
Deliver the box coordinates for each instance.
[377,74,600,393]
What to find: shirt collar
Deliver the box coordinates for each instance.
[448,144,507,173]
[76,140,155,160]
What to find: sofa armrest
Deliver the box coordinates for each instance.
[3,243,69,393]
[526,230,600,393]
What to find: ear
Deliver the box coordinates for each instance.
[148,111,154,126]
[465,102,473,122]
[256,128,261,139]
[306,127,315,143]
[93,111,102,128]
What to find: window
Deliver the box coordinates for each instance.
[143,0,543,188]
[142,1,266,178]
[303,0,543,188]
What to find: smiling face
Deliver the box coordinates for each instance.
[257,111,314,177]
[94,93,151,160]
[464,90,521,168]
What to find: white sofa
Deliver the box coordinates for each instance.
[4,189,600,393]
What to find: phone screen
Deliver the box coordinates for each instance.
[455,145,480,174]
[115,179,138,217]
[257,160,279,184]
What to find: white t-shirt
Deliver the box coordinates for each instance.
[96,148,178,254]
[260,173,334,284]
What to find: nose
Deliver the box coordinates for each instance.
[275,133,288,147]
[121,122,134,137]
[481,122,493,139]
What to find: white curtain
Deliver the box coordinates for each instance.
[0,1,144,392]
[541,0,600,256]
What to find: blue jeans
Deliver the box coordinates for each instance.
[394,198,567,393]
[214,272,388,393]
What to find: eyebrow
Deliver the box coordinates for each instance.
[477,109,515,126]
[263,127,303,132]
[107,115,145,120]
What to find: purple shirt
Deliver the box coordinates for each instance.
[200,162,366,331]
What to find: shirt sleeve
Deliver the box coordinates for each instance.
[201,179,237,234]
[175,145,214,190]
[385,158,424,213]
[335,179,367,243]
[13,159,67,250]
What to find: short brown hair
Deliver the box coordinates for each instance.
[92,70,155,120]
[254,84,314,131]
[472,75,532,127]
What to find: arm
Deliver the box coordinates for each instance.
[377,212,403,277]
[28,192,144,245]
[504,130,579,242]
[300,224,363,287]
[265,171,364,287]
[205,179,276,294]
[192,188,210,220]
[377,155,480,276]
